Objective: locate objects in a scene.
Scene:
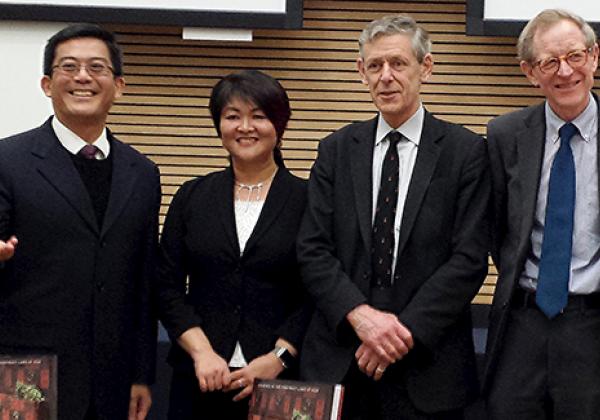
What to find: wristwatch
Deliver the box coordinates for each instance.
[272,346,295,369]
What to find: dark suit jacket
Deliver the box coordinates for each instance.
[157,167,311,372]
[0,118,160,420]
[297,111,490,413]
[483,95,600,394]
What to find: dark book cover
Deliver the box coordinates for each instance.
[0,354,57,420]
[248,379,344,420]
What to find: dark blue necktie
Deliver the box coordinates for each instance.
[536,122,577,318]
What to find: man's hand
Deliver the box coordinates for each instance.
[355,343,389,381]
[347,304,413,364]
[128,384,152,420]
[0,236,17,262]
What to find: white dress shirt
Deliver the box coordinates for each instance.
[520,93,600,294]
[51,116,110,159]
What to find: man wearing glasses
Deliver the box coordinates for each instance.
[0,24,160,420]
[484,9,600,419]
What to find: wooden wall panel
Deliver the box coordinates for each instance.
[105,0,600,305]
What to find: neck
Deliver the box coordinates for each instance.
[233,159,278,185]
[58,115,106,144]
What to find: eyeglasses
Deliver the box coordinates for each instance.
[52,60,114,77]
[532,48,592,74]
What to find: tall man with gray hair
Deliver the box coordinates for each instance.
[485,9,600,419]
[297,14,490,419]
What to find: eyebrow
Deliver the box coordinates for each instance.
[57,56,110,62]
[223,106,263,113]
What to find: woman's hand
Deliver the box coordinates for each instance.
[177,327,232,392]
[226,352,284,401]
[192,348,232,392]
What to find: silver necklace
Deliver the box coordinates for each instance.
[234,168,278,212]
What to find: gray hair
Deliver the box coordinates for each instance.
[518,9,597,63]
[358,14,432,63]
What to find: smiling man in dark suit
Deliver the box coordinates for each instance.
[297,14,490,420]
[0,24,160,420]
[484,9,600,420]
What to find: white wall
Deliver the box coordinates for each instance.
[0,21,65,139]
[484,0,600,21]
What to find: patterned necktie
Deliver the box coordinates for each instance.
[371,131,402,289]
[79,144,99,160]
[536,122,578,318]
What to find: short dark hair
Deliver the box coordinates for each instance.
[43,23,123,77]
[209,70,291,167]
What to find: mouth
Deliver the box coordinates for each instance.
[70,90,95,98]
[378,90,399,100]
[236,137,258,145]
[555,80,581,90]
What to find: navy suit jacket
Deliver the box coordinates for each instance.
[0,118,160,420]
[297,111,490,413]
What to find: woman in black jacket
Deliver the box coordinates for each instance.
[157,70,311,419]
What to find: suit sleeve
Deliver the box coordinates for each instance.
[398,135,491,352]
[156,181,204,340]
[297,138,368,338]
[133,164,161,385]
[0,152,13,272]
[486,119,508,267]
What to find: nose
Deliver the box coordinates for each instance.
[73,65,93,81]
[380,62,394,82]
[556,58,574,77]
[238,116,254,132]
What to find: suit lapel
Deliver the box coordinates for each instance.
[349,118,377,254]
[516,104,545,255]
[33,120,98,234]
[397,111,442,256]
[244,168,292,252]
[100,136,140,237]
[216,167,241,256]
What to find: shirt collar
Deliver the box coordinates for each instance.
[545,92,597,144]
[375,105,424,146]
[51,116,110,158]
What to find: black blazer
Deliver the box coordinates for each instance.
[483,95,600,393]
[157,167,311,371]
[297,111,490,413]
[0,118,160,420]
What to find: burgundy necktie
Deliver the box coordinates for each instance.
[79,144,99,160]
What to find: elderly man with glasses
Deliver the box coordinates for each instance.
[484,8,600,420]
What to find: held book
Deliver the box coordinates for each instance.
[0,354,57,420]
[248,379,344,420]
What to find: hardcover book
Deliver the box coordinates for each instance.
[248,379,344,420]
[0,354,57,420]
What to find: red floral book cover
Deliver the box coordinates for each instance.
[0,355,57,420]
[248,379,344,420]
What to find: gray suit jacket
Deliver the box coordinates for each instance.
[0,118,160,420]
[483,95,600,393]
[298,111,490,413]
